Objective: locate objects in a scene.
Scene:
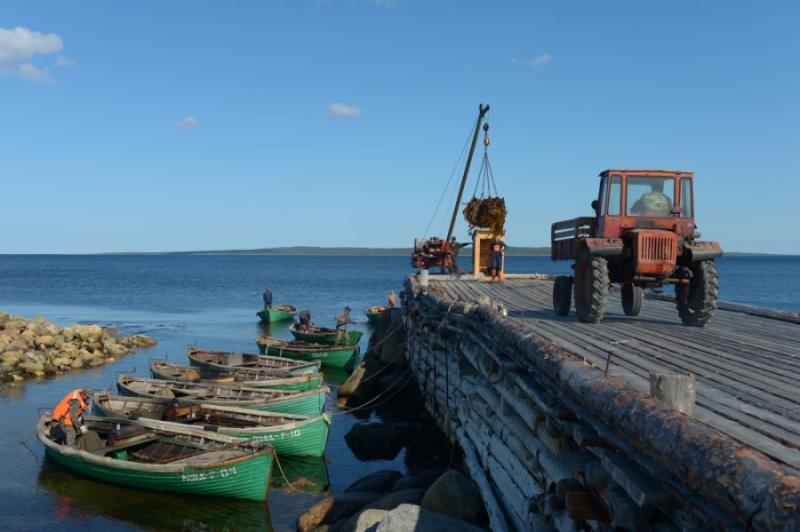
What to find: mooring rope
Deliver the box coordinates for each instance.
[272,451,302,493]
[331,366,415,417]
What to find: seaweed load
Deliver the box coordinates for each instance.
[463,196,506,235]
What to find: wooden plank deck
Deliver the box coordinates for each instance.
[431,277,800,475]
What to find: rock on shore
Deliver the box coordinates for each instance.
[0,312,156,383]
[297,469,488,531]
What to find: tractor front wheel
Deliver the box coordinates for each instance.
[553,276,573,316]
[574,251,609,323]
[622,283,643,316]
[677,260,719,327]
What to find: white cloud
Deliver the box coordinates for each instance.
[511,53,553,68]
[55,55,76,67]
[0,26,63,82]
[176,116,198,128]
[327,102,362,117]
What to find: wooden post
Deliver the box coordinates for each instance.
[649,372,695,417]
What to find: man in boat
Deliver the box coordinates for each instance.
[334,306,357,345]
[297,309,313,331]
[387,290,397,308]
[262,288,273,310]
[50,388,90,446]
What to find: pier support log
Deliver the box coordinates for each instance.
[402,276,800,532]
[649,372,695,416]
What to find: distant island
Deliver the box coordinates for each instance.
[103,245,553,256]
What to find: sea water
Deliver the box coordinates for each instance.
[0,254,795,531]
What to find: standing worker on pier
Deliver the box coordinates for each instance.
[262,288,273,310]
[334,306,356,345]
[297,309,313,331]
[50,388,90,446]
[489,239,506,281]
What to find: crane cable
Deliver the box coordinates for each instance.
[472,122,499,199]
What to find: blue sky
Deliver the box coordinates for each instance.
[1,1,798,254]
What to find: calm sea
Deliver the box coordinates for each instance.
[0,254,796,531]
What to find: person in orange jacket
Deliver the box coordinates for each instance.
[51,388,90,446]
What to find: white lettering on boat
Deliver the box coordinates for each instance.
[181,466,237,483]
[252,429,302,443]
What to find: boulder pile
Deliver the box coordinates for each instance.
[0,311,156,383]
[297,469,488,531]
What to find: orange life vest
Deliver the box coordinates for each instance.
[52,389,88,426]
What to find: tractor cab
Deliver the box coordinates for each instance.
[594,169,696,240]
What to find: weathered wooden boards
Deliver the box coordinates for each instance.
[403,276,800,531]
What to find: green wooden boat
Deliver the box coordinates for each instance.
[365,306,386,324]
[149,360,323,392]
[93,392,331,457]
[256,304,297,323]
[37,460,273,531]
[37,414,273,501]
[117,375,328,416]
[256,335,359,370]
[187,347,321,377]
[288,324,364,346]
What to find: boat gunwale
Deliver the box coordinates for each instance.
[117,375,329,403]
[149,360,323,387]
[256,335,359,354]
[94,394,332,436]
[187,347,320,372]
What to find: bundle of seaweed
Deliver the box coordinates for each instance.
[463,196,506,234]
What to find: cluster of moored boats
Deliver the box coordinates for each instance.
[35,299,390,502]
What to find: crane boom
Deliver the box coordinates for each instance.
[446,103,490,243]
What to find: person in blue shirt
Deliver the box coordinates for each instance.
[489,239,506,281]
[262,288,273,310]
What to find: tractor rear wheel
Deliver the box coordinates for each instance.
[621,283,643,316]
[574,251,609,323]
[677,260,719,327]
[553,276,573,316]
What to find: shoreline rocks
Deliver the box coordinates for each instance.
[297,469,488,531]
[0,311,156,383]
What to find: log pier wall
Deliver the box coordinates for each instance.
[402,275,800,531]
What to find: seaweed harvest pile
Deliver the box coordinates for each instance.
[463,196,506,234]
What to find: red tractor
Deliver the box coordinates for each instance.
[551,169,722,326]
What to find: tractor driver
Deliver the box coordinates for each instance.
[630,180,672,216]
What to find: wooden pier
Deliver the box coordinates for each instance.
[402,274,799,531]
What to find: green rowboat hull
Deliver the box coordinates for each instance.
[289,328,363,346]
[220,414,331,457]
[257,306,297,323]
[43,443,272,502]
[236,387,326,416]
[366,312,384,324]
[259,344,359,370]
[244,374,323,392]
